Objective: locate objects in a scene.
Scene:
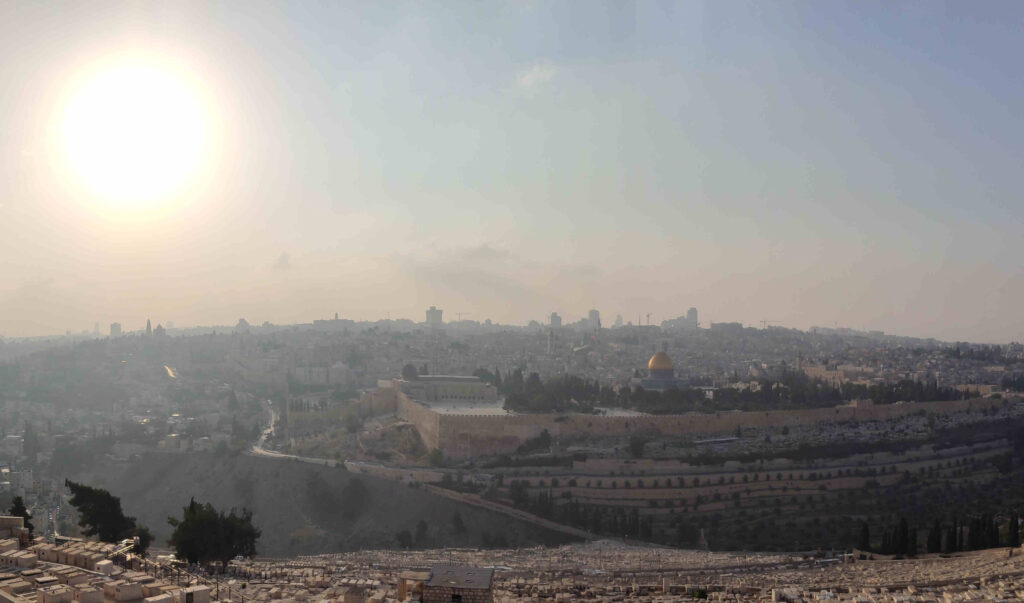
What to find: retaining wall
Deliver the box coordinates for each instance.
[370,385,1010,459]
[432,396,1008,459]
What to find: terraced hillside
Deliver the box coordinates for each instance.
[486,415,1024,551]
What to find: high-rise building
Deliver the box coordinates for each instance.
[550,312,562,328]
[687,307,699,328]
[110,322,122,337]
[614,314,623,328]
[588,309,601,331]
[146,319,152,336]
[426,306,443,326]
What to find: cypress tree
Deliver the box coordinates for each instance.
[967,517,979,550]
[895,516,909,556]
[927,519,942,554]
[944,519,956,554]
[7,497,33,537]
[857,521,871,551]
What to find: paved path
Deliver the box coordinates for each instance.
[246,401,339,467]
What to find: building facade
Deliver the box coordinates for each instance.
[426,306,443,327]
[422,566,493,603]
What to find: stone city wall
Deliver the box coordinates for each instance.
[358,387,400,415]
[369,383,1013,459]
[396,392,441,451]
[425,396,1010,459]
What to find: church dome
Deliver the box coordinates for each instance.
[401,363,419,381]
[648,351,674,372]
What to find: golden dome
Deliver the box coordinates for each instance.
[648,351,674,372]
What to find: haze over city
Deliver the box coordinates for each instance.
[2,1,1023,341]
[6,3,1024,600]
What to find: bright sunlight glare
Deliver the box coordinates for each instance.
[62,64,207,206]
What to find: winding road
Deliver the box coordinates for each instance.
[244,400,593,541]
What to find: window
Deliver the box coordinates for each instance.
[451,595,462,602]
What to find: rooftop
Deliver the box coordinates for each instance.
[426,565,494,590]
[409,375,482,383]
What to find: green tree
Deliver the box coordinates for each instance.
[926,519,942,553]
[395,529,412,549]
[65,480,137,542]
[167,499,260,571]
[451,511,466,534]
[857,521,870,551]
[628,435,648,458]
[894,516,909,555]
[342,411,363,434]
[8,496,33,537]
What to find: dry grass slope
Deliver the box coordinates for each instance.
[69,451,577,556]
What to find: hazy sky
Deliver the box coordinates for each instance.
[2,1,1023,341]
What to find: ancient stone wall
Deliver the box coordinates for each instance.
[396,393,441,451]
[428,396,1008,459]
[356,387,399,415]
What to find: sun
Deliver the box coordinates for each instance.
[61,63,208,206]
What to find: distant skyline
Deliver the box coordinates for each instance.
[17,310,995,346]
[2,2,1024,342]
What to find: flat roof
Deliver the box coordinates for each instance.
[426,566,494,590]
[411,375,482,383]
[428,402,507,415]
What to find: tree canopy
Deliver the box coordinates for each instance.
[493,367,975,415]
[65,480,138,542]
[8,496,33,537]
[167,499,260,570]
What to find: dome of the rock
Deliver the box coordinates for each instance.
[648,351,674,379]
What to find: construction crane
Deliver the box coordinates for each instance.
[456,312,471,321]
[645,312,652,326]
[760,320,780,329]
